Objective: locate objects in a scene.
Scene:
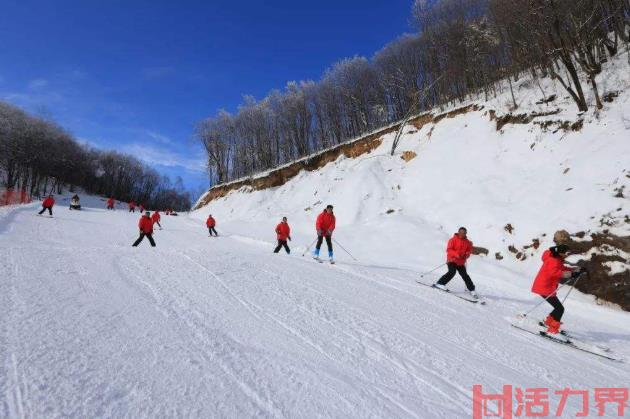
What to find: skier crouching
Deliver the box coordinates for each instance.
[433,227,478,299]
[531,245,583,334]
[313,205,335,262]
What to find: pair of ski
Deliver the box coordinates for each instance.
[510,316,621,361]
[314,256,335,265]
[416,280,486,304]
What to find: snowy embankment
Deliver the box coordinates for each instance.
[1,194,629,418]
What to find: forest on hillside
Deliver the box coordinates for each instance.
[198,0,630,184]
[0,101,192,210]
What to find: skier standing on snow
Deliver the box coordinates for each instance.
[206,214,218,236]
[128,201,136,213]
[313,205,336,262]
[139,203,145,213]
[531,245,583,334]
[107,197,115,210]
[152,210,162,230]
[38,194,55,216]
[132,211,156,247]
[274,217,291,254]
[433,227,478,298]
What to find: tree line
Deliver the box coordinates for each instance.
[198,0,630,185]
[0,101,192,210]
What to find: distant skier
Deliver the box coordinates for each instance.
[152,210,162,230]
[132,211,156,247]
[274,217,291,254]
[433,227,478,298]
[38,194,55,216]
[106,197,115,210]
[139,203,145,213]
[206,214,218,236]
[128,201,136,213]
[313,205,335,262]
[69,194,81,210]
[531,245,583,334]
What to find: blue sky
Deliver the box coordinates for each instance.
[0,0,414,195]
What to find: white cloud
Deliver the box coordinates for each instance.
[146,130,174,145]
[122,143,206,173]
[28,79,49,90]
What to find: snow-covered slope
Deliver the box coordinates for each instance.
[0,199,628,417]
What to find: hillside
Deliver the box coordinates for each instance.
[194,50,630,310]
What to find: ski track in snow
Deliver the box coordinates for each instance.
[0,201,629,418]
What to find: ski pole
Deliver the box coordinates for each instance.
[419,263,446,278]
[302,238,318,257]
[333,238,358,261]
[561,270,588,304]
[517,282,572,319]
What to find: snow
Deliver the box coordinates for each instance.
[0,192,628,418]
[2,54,630,418]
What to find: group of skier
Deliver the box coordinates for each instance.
[36,194,583,336]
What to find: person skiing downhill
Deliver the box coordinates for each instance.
[433,227,478,298]
[107,197,115,210]
[132,211,156,247]
[128,201,136,213]
[531,245,583,334]
[274,217,291,254]
[38,195,55,216]
[206,214,217,236]
[151,210,162,230]
[313,205,336,262]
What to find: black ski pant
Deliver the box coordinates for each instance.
[107,205,114,210]
[315,235,333,252]
[437,262,475,291]
[38,206,52,216]
[208,227,218,236]
[132,233,156,247]
[542,295,565,322]
[129,208,135,213]
[155,221,161,229]
[274,240,290,254]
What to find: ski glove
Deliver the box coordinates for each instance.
[288,236,292,241]
[317,229,324,237]
[326,229,333,236]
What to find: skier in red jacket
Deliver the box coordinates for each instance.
[128,201,136,213]
[132,212,156,247]
[274,217,291,254]
[434,227,478,298]
[38,195,55,216]
[206,215,217,236]
[151,211,162,230]
[313,205,336,262]
[139,203,145,213]
[531,245,582,334]
[106,197,115,210]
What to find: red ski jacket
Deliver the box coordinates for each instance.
[316,211,336,234]
[107,198,114,206]
[445,234,473,266]
[276,222,291,241]
[129,201,136,209]
[531,250,573,296]
[138,216,154,234]
[151,212,161,223]
[42,197,55,208]
[206,216,216,227]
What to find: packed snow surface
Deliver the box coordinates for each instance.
[0,192,629,419]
